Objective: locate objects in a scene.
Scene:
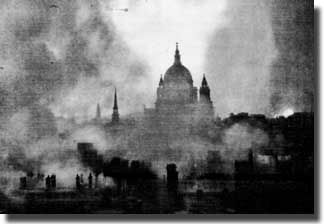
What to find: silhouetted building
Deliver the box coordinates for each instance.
[166,163,178,187]
[76,174,81,190]
[88,173,93,189]
[234,149,254,179]
[50,174,56,189]
[45,175,51,190]
[77,142,101,169]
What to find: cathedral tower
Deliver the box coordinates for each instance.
[199,74,211,103]
[157,74,164,101]
[199,74,214,119]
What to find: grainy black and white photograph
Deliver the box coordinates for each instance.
[0,0,315,215]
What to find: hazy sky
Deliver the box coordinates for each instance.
[106,0,227,84]
[0,0,313,119]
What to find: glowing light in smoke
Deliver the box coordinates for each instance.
[277,108,294,118]
[100,0,227,85]
[281,108,294,117]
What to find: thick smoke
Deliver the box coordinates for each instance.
[0,0,149,195]
[222,123,269,161]
[166,123,269,176]
[41,159,91,187]
[204,0,277,117]
[204,0,313,117]
[269,0,314,114]
[0,0,149,119]
[70,125,112,153]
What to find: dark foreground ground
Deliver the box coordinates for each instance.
[0,178,314,214]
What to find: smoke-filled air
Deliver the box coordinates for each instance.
[0,0,313,201]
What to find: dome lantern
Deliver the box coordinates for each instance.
[174,42,181,65]
[163,43,193,86]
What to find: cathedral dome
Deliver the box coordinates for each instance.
[163,43,193,86]
[164,63,193,85]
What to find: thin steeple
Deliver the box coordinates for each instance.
[113,88,118,110]
[96,103,101,119]
[174,42,181,64]
[112,88,119,123]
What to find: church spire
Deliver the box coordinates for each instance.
[113,88,118,110]
[112,88,119,123]
[96,103,101,119]
[174,42,181,64]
